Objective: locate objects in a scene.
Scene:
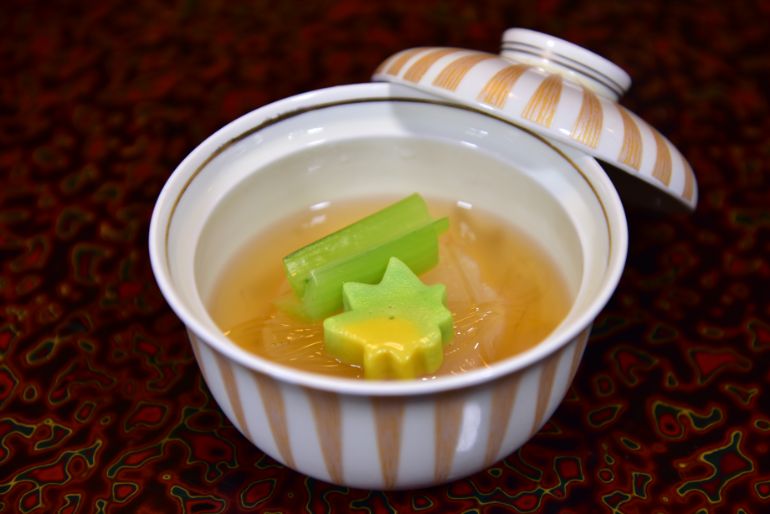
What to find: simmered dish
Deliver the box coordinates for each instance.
[208,195,571,380]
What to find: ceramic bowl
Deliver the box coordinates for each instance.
[149,81,627,490]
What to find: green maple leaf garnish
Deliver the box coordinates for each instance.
[323,257,453,379]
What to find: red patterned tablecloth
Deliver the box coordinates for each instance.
[2,1,769,512]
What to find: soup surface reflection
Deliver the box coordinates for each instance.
[207,197,572,379]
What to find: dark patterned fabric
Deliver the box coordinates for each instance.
[2,1,768,512]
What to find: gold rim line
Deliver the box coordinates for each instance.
[162,96,616,277]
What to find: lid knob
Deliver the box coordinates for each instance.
[501,28,632,101]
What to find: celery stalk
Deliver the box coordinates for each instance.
[299,217,448,320]
[283,193,432,297]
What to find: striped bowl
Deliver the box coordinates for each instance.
[149,82,628,489]
[373,28,697,211]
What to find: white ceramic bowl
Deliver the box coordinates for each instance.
[149,82,627,490]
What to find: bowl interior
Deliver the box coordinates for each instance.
[195,135,583,305]
[151,84,623,393]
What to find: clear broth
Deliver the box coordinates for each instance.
[207,197,572,380]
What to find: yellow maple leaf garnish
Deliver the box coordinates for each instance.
[323,257,453,379]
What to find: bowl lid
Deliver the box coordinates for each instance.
[372,28,697,211]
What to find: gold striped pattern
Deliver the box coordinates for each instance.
[372,397,405,489]
[682,160,696,203]
[484,371,522,466]
[432,52,494,91]
[572,88,603,148]
[403,48,458,83]
[522,74,563,127]
[531,348,565,437]
[193,333,596,488]
[382,48,424,76]
[476,64,530,109]
[651,130,673,186]
[252,371,295,469]
[306,388,343,485]
[213,351,252,440]
[567,328,592,384]
[434,391,465,483]
[189,335,205,376]
[618,107,643,170]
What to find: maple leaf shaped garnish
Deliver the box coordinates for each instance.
[323,257,453,379]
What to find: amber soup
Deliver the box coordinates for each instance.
[206,196,572,380]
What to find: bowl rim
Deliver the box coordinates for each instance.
[148,82,628,396]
